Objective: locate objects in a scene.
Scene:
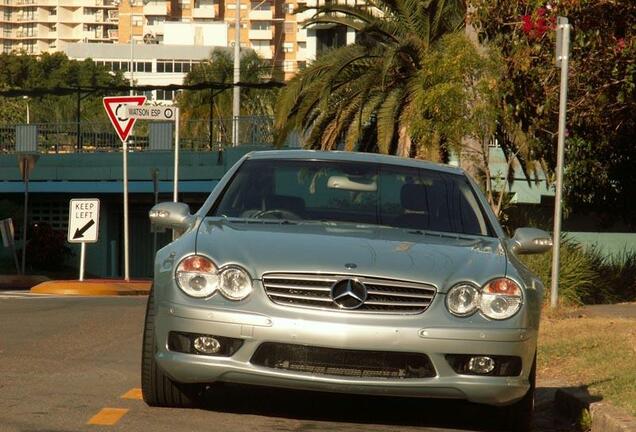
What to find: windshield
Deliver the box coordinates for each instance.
[211,159,493,236]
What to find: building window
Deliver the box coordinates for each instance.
[283,42,293,53]
[251,21,270,30]
[251,1,270,10]
[284,22,294,33]
[283,60,294,72]
[132,16,143,27]
[156,89,181,101]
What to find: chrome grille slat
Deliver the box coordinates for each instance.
[262,273,436,314]
[364,300,431,307]
[265,283,332,292]
[264,274,338,283]
[268,292,333,302]
[366,290,434,299]
[358,278,435,291]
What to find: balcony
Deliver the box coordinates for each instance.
[192,7,214,19]
[144,23,164,35]
[248,29,272,40]
[143,2,167,15]
[248,9,272,20]
[254,46,273,59]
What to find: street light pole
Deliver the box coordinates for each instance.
[232,0,241,147]
[23,96,29,124]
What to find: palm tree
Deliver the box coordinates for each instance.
[274,0,469,157]
[178,48,278,148]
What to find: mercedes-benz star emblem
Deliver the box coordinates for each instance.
[331,279,367,310]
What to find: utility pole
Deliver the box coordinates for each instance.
[232,0,241,147]
[550,17,571,308]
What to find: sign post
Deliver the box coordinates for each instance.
[103,96,146,281]
[550,17,572,308]
[17,153,38,275]
[68,199,100,281]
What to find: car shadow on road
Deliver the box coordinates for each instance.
[197,383,571,431]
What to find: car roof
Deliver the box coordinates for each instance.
[245,150,466,176]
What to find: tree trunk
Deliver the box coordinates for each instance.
[396,126,411,157]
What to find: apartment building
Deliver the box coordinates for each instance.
[0,0,119,54]
[118,0,354,80]
[0,0,356,81]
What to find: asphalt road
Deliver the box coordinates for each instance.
[0,293,575,432]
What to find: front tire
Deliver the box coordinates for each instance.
[141,286,203,407]
[499,354,536,432]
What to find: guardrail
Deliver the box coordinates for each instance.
[0,116,276,154]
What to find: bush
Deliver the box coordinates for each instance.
[521,238,600,305]
[589,249,636,303]
[520,237,636,305]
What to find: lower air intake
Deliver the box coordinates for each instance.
[251,342,436,379]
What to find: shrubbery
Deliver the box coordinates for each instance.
[520,237,636,306]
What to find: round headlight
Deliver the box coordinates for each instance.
[218,266,252,300]
[480,278,523,320]
[175,255,219,298]
[446,284,480,316]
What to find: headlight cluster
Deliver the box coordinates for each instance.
[175,255,252,300]
[446,278,522,320]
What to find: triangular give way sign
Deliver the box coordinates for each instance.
[103,96,147,142]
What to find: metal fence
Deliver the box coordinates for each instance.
[0,116,275,154]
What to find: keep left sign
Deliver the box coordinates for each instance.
[68,199,100,243]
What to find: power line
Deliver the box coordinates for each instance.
[0,80,285,98]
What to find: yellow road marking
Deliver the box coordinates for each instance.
[121,388,143,400]
[87,408,129,426]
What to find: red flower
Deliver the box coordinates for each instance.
[537,7,546,16]
[521,15,533,34]
[535,17,547,37]
[616,38,626,52]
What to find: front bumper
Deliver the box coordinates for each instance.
[154,300,537,406]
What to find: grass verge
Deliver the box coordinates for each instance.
[538,312,636,416]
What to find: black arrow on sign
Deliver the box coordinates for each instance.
[73,219,95,239]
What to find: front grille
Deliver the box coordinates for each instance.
[262,273,436,314]
[251,343,436,379]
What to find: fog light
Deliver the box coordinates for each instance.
[468,356,496,374]
[193,336,221,354]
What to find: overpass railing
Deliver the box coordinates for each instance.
[0,116,275,154]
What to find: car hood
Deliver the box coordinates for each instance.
[196,218,507,292]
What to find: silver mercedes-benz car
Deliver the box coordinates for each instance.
[142,150,552,431]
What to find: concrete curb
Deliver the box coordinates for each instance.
[31,279,151,296]
[555,388,636,432]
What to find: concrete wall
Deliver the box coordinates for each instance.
[566,232,636,257]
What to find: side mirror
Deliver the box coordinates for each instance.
[510,227,553,255]
[149,202,193,231]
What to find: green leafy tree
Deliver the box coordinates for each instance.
[177,48,278,147]
[0,52,126,124]
[471,0,636,225]
[274,0,473,157]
